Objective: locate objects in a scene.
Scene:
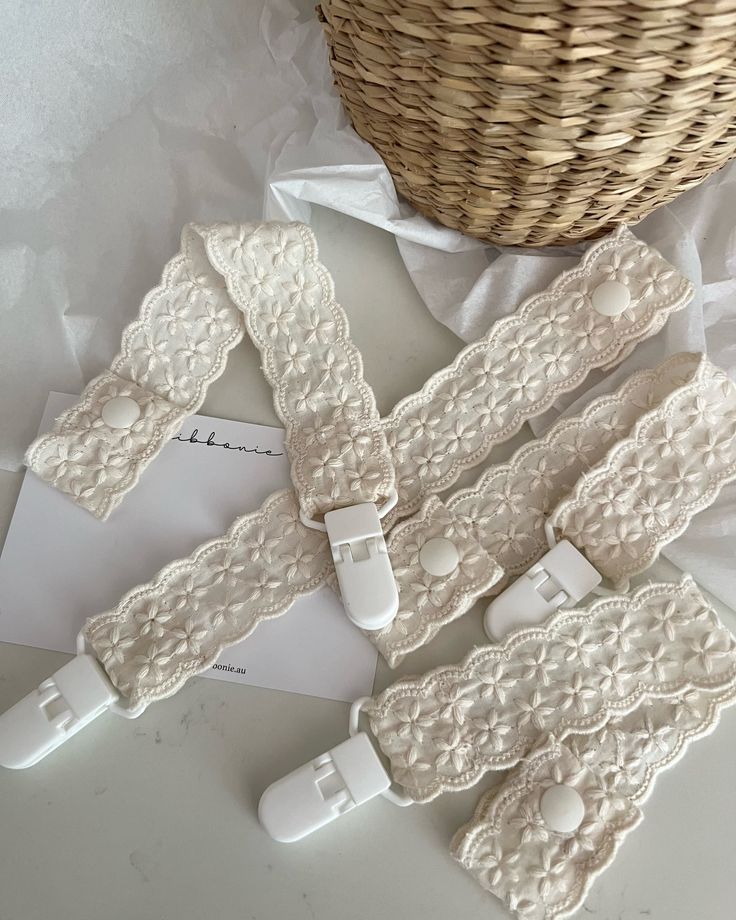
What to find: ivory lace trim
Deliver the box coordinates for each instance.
[27,223,691,524]
[452,687,736,918]
[366,578,736,803]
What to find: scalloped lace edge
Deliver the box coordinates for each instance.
[366,576,736,803]
[451,685,736,919]
[199,222,396,519]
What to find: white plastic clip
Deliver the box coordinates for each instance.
[259,697,411,842]
[484,539,601,642]
[323,500,399,631]
[0,653,119,769]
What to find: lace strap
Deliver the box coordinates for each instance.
[26,222,692,523]
[84,357,717,706]
[452,686,736,919]
[371,353,711,667]
[84,488,333,708]
[381,224,694,523]
[548,356,736,585]
[364,577,736,803]
[25,227,245,519]
[198,223,395,521]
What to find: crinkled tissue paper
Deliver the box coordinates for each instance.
[2,0,735,603]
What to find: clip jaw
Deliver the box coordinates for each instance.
[259,732,392,842]
[0,654,119,769]
[324,501,399,631]
[259,696,412,843]
[484,540,601,641]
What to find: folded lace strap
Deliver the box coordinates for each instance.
[27,222,692,521]
[25,226,245,519]
[451,684,736,920]
[363,577,736,803]
[548,355,736,586]
[76,228,692,702]
[198,222,394,521]
[371,353,733,666]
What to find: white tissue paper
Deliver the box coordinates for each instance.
[2,0,735,603]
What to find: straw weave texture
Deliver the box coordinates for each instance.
[319,0,736,246]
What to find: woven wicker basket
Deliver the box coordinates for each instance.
[319,0,736,246]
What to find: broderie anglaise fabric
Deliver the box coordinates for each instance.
[373,353,736,666]
[83,351,736,706]
[27,223,693,706]
[25,229,244,519]
[26,223,691,524]
[365,577,736,803]
[451,687,736,918]
[82,353,721,707]
[380,223,692,525]
[86,490,334,704]
[200,222,395,521]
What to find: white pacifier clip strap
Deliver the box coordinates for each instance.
[451,684,736,919]
[24,227,692,711]
[375,353,733,664]
[364,576,736,803]
[25,226,245,519]
[256,577,736,842]
[25,223,692,525]
[80,350,714,710]
[381,224,693,524]
[199,222,400,630]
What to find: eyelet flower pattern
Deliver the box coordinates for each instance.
[25,372,189,518]
[451,737,641,919]
[26,228,244,519]
[550,359,736,584]
[82,357,731,705]
[28,223,691,529]
[453,681,736,919]
[86,489,333,706]
[203,222,395,520]
[63,225,694,703]
[373,354,719,668]
[446,353,707,590]
[365,578,736,803]
[381,224,693,526]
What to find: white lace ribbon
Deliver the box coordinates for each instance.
[375,353,736,665]
[26,223,691,523]
[82,351,731,707]
[199,222,395,521]
[364,577,736,803]
[25,228,244,519]
[25,223,693,706]
[451,686,736,919]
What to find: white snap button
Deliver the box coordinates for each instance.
[101,395,141,429]
[418,537,459,577]
[591,279,631,316]
[540,783,585,834]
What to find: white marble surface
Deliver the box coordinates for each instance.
[1,207,734,920]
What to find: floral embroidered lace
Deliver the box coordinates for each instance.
[27,222,690,525]
[376,353,736,665]
[452,668,736,918]
[43,224,694,706]
[365,578,736,803]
